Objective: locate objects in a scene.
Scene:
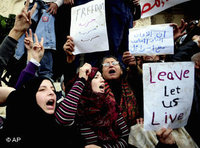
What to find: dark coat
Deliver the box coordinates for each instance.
[0,77,84,147]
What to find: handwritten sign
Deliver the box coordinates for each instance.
[140,0,190,18]
[129,24,174,56]
[70,0,109,55]
[143,62,194,131]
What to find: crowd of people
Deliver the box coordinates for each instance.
[0,0,200,147]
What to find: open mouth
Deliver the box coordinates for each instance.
[46,99,55,106]
[109,69,116,74]
[99,84,104,89]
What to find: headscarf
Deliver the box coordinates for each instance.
[4,76,58,146]
[120,79,139,126]
[77,67,121,141]
[105,79,139,128]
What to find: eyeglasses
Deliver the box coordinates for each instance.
[102,61,119,67]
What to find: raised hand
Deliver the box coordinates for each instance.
[63,36,76,63]
[27,33,44,63]
[133,0,140,6]
[24,29,33,51]
[9,0,37,40]
[136,118,144,125]
[78,63,92,81]
[46,3,58,15]
[170,19,187,41]
[122,51,137,67]
[64,0,74,5]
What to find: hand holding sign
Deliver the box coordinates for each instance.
[156,128,175,145]
[63,36,76,63]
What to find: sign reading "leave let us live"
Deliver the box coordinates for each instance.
[143,62,194,131]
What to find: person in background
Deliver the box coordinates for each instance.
[100,55,140,127]
[100,55,183,148]
[179,19,200,47]
[166,35,200,62]
[76,0,141,63]
[185,52,200,147]
[52,0,73,81]
[122,51,199,147]
[13,0,63,79]
[0,0,37,86]
[62,0,141,86]
[167,19,200,62]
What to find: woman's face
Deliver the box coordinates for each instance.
[102,57,123,80]
[36,79,56,114]
[91,71,105,93]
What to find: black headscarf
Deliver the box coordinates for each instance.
[2,77,59,146]
[1,76,85,147]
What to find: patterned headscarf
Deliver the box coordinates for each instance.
[105,79,139,128]
[77,67,121,141]
[120,79,139,127]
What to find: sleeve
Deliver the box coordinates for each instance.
[166,40,200,62]
[80,127,98,145]
[55,78,86,126]
[0,36,18,73]
[102,113,130,148]
[55,0,64,7]
[79,113,129,148]
[132,5,141,21]
[14,60,39,89]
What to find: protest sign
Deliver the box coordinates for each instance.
[140,0,190,18]
[70,0,109,55]
[129,24,174,56]
[143,62,194,131]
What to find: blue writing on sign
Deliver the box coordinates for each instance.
[129,26,173,55]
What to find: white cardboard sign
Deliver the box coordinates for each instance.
[70,0,109,55]
[129,24,174,56]
[143,62,194,131]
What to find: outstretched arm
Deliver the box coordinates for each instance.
[8,0,37,41]
[15,32,44,89]
[0,0,37,75]
[55,63,92,126]
[167,35,200,62]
